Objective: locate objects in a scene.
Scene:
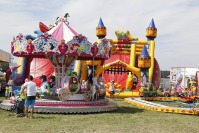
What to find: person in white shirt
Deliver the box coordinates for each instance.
[21,75,36,119]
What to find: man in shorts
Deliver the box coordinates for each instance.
[21,75,36,119]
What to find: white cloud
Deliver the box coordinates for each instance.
[0,0,199,70]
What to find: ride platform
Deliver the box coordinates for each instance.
[124,97,199,115]
[0,98,117,114]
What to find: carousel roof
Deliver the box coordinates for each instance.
[11,17,111,60]
[11,33,110,60]
[48,22,77,42]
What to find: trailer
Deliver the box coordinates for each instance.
[170,67,199,88]
[169,67,199,97]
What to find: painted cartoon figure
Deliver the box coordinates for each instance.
[80,80,88,92]
[58,39,68,54]
[26,39,35,54]
[141,72,147,87]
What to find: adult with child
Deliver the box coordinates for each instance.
[21,75,36,119]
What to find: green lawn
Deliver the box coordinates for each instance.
[0,96,199,133]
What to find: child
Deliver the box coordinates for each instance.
[8,77,14,99]
[20,78,28,100]
[5,85,9,99]
[92,73,101,90]
[109,80,115,97]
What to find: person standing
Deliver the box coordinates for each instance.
[8,77,14,99]
[132,74,138,90]
[109,80,115,98]
[5,85,9,99]
[21,75,36,119]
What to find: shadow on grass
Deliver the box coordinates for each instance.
[34,115,56,119]
[115,106,144,114]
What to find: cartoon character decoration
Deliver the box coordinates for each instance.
[67,34,92,55]
[34,32,58,53]
[96,38,110,58]
[26,35,35,54]
[12,33,26,53]
[80,80,88,92]
[91,43,98,56]
[141,71,148,87]
[58,39,68,54]
[16,33,24,42]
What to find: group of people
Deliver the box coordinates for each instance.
[5,74,54,119]
[5,77,14,99]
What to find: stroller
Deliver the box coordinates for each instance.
[9,95,25,117]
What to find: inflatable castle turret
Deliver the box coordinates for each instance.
[138,45,151,87]
[138,45,151,68]
[96,18,107,39]
[86,18,107,73]
[145,18,157,83]
[146,18,157,40]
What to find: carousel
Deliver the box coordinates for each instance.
[0,14,117,113]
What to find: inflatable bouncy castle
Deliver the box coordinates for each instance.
[84,18,161,97]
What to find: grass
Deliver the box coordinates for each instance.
[0,96,199,133]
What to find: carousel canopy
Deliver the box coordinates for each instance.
[11,31,110,60]
[48,22,77,42]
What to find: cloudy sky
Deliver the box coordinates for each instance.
[0,0,199,70]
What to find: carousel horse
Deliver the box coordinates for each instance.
[55,13,70,25]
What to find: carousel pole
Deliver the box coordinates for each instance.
[93,56,94,76]
[34,58,36,82]
[62,55,64,79]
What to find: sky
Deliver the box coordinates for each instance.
[0,0,199,70]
